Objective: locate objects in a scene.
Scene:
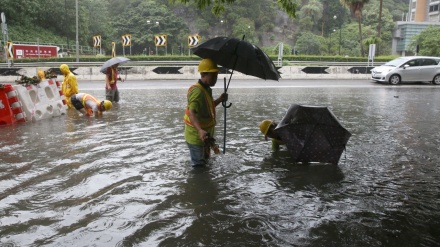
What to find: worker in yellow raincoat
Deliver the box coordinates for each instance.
[60,64,79,109]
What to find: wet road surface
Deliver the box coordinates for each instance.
[0,79,440,246]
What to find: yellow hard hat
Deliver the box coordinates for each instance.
[38,69,45,79]
[259,120,273,136]
[101,100,113,111]
[198,58,219,73]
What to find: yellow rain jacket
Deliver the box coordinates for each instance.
[60,64,79,109]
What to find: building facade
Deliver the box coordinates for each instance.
[392,0,440,55]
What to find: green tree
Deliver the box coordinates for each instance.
[295,32,325,55]
[232,18,256,43]
[169,0,297,18]
[107,0,190,55]
[340,0,370,56]
[383,0,409,21]
[325,0,348,32]
[338,23,373,57]
[409,26,440,56]
[300,0,323,25]
[363,2,394,55]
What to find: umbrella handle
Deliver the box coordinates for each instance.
[222,76,232,108]
[222,101,232,108]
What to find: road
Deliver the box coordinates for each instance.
[78,78,440,90]
[2,77,440,246]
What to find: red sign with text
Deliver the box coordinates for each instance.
[13,44,58,59]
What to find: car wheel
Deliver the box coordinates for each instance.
[432,74,440,85]
[389,75,401,85]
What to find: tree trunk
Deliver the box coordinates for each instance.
[378,0,383,37]
[377,0,383,55]
[358,15,364,56]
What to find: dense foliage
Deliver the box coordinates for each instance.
[0,0,426,58]
[409,26,440,56]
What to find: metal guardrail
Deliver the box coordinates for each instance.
[0,61,200,68]
[0,60,385,68]
[286,61,385,66]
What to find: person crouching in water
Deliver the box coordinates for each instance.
[183,58,227,167]
[71,93,112,117]
[105,63,122,102]
[259,119,285,151]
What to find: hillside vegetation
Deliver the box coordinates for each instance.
[0,0,409,58]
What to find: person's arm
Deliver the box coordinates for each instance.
[71,75,79,94]
[91,103,102,117]
[188,109,208,142]
[271,139,281,151]
[78,108,88,116]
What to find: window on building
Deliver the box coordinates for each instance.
[429,4,439,12]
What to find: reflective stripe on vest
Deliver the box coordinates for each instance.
[81,94,101,116]
[109,67,118,84]
[183,83,216,129]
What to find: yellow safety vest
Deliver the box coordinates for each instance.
[109,67,118,84]
[183,83,216,129]
[81,93,101,116]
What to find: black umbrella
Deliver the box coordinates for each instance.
[275,104,351,164]
[191,36,281,83]
[191,36,281,153]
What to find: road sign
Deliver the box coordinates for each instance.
[6,41,13,59]
[93,35,101,47]
[155,35,167,46]
[188,34,200,47]
[122,34,131,46]
[368,44,376,59]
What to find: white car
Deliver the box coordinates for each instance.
[371,56,440,85]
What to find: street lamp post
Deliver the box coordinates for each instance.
[75,0,79,62]
[147,20,161,55]
[329,30,332,54]
[334,15,341,55]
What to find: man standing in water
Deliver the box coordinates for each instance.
[105,63,122,102]
[183,58,227,167]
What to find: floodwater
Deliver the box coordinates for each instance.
[1,80,440,247]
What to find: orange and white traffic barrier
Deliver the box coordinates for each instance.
[12,79,67,122]
[0,84,26,125]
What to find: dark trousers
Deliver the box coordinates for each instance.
[106,88,119,102]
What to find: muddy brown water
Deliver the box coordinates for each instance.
[1,80,439,246]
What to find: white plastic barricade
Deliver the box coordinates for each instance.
[13,79,67,122]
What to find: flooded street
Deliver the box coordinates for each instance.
[1,80,440,246]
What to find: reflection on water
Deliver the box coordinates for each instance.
[1,83,440,246]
